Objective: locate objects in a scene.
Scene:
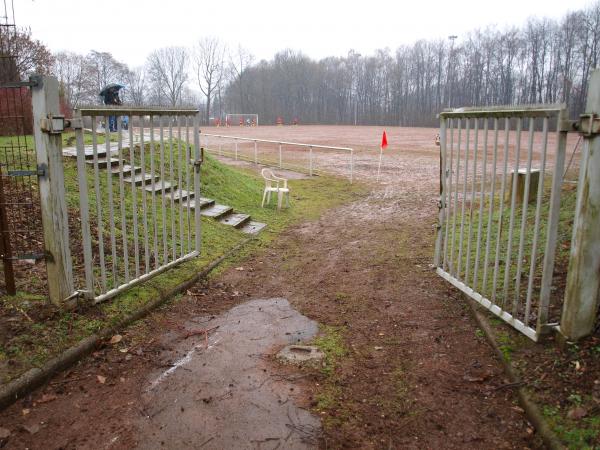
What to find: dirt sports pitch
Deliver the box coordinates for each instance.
[0,125,587,449]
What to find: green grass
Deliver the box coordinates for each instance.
[313,325,348,377]
[311,325,349,426]
[543,404,600,449]
[442,175,577,321]
[0,132,367,383]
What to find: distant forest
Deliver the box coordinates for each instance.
[15,2,600,126]
[228,3,600,126]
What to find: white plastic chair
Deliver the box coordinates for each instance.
[261,168,290,210]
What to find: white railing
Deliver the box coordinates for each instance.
[199,132,354,183]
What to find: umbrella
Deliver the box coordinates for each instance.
[99,83,125,97]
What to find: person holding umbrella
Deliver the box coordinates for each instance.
[99,84,124,132]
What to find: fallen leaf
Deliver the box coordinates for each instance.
[22,424,40,435]
[38,393,57,404]
[0,427,10,439]
[567,407,588,420]
[574,360,581,371]
[378,333,385,336]
[97,375,106,384]
[511,406,525,413]
[21,408,30,416]
[235,267,244,271]
[119,348,129,353]
[109,334,123,345]
[463,375,485,383]
[374,346,384,351]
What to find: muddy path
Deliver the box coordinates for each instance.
[0,136,540,449]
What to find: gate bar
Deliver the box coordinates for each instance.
[514,118,536,315]
[117,117,129,283]
[525,117,549,325]
[481,118,499,295]
[130,117,140,278]
[91,118,107,292]
[472,119,489,290]
[105,117,118,288]
[149,116,159,270]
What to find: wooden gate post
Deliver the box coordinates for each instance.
[30,75,74,306]
[560,69,600,341]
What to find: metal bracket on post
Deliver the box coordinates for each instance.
[575,113,600,137]
[40,114,65,135]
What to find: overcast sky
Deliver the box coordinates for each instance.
[17,0,594,67]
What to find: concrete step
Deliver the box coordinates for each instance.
[201,204,233,219]
[109,165,141,176]
[185,197,215,209]
[165,189,194,202]
[240,221,267,235]
[144,180,176,193]
[124,173,159,186]
[219,213,251,228]
[85,157,121,168]
[63,145,120,159]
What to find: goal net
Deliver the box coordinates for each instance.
[224,113,259,127]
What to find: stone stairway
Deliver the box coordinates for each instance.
[62,141,267,235]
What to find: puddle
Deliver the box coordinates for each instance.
[136,298,320,449]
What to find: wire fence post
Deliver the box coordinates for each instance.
[30,75,74,306]
[561,69,600,341]
[309,146,313,176]
[0,164,15,294]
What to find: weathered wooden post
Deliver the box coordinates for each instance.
[30,75,74,306]
[560,69,600,341]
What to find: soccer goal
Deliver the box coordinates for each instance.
[225,113,259,127]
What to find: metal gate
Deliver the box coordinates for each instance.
[433,105,568,341]
[71,107,202,303]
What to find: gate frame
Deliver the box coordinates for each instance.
[434,104,569,342]
[72,106,203,304]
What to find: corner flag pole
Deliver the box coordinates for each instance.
[377,130,388,181]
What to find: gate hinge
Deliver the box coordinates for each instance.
[7,163,46,177]
[63,290,93,303]
[574,113,600,137]
[191,147,205,168]
[40,114,65,134]
[68,117,83,130]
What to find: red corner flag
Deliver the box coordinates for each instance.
[381,130,388,149]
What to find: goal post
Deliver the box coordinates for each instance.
[224,113,259,127]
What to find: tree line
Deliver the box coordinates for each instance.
[9,1,600,126]
[228,2,600,125]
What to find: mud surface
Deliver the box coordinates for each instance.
[0,125,543,449]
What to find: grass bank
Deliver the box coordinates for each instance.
[0,134,367,384]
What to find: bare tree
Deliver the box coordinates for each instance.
[228,45,254,113]
[125,67,146,106]
[146,47,189,106]
[53,51,86,108]
[193,37,226,124]
[84,50,129,103]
